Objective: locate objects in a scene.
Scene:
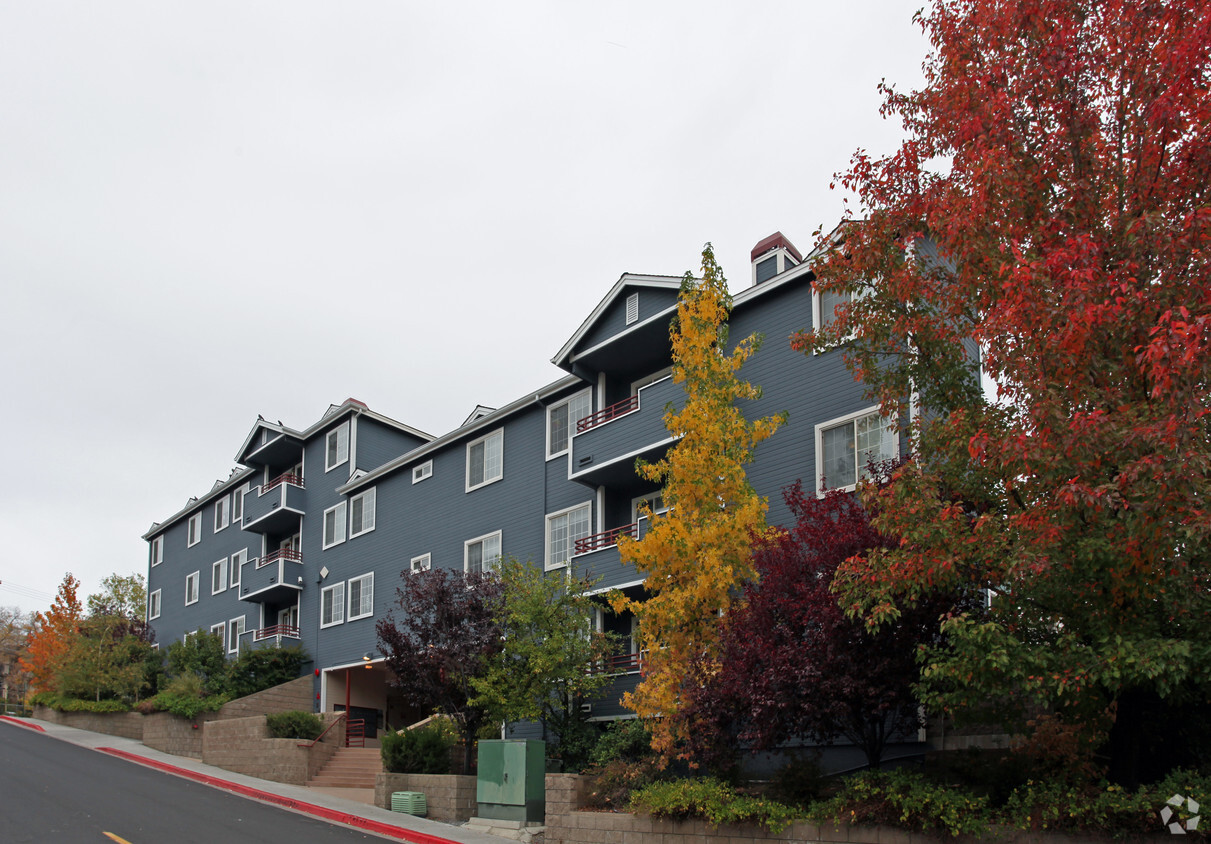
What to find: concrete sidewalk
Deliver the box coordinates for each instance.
[0,715,514,844]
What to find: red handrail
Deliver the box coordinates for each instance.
[262,472,305,494]
[253,624,300,641]
[576,395,640,433]
[258,548,302,568]
[298,712,346,748]
[345,719,365,748]
[574,523,639,554]
[593,652,643,674]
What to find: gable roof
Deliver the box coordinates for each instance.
[234,398,432,466]
[551,273,682,371]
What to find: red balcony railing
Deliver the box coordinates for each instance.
[262,472,304,494]
[593,651,644,674]
[258,548,302,568]
[253,624,301,641]
[574,523,639,554]
[576,395,639,433]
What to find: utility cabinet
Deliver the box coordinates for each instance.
[476,739,545,822]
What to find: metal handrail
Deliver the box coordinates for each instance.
[258,548,302,568]
[297,712,346,748]
[262,472,305,494]
[345,719,365,748]
[574,522,639,554]
[253,624,301,641]
[576,395,639,433]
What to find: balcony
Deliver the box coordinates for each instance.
[242,473,305,534]
[240,554,304,604]
[570,517,654,590]
[569,376,684,488]
[241,624,302,652]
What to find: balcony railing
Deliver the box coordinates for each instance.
[253,624,301,641]
[575,523,639,555]
[262,472,304,494]
[593,651,644,674]
[258,548,302,568]
[576,395,639,433]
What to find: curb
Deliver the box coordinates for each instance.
[96,747,457,844]
[0,716,45,732]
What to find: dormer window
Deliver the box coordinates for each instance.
[749,232,803,286]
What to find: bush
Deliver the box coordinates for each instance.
[226,646,309,699]
[769,754,829,808]
[165,633,229,696]
[29,692,130,713]
[810,768,991,838]
[266,710,324,740]
[630,777,799,834]
[147,673,230,720]
[585,719,664,809]
[381,720,457,774]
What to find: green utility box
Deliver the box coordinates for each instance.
[476,739,546,823]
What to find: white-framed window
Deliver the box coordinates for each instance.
[230,549,246,589]
[321,582,345,627]
[323,502,347,549]
[547,389,592,459]
[815,407,898,494]
[631,367,672,396]
[466,429,503,491]
[632,492,667,522]
[214,495,230,532]
[228,616,245,654]
[814,283,851,332]
[465,531,502,575]
[350,488,376,538]
[410,553,431,574]
[625,292,639,325]
[326,422,350,472]
[348,573,374,621]
[211,622,225,639]
[150,536,163,567]
[185,571,200,605]
[187,513,202,547]
[412,461,433,484]
[211,558,228,595]
[545,503,592,570]
[231,482,249,524]
[149,589,161,620]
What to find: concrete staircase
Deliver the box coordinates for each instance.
[307,747,383,788]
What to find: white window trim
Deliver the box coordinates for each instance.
[349,488,376,538]
[412,461,433,483]
[545,502,593,571]
[811,282,866,350]
[410,553,431,574]
[213,495,230,533]
[813,405,899,496]
[228,615,245,654]
[546,388,592,460]
[321,582,345,628]
[230,549,245,589]
[347,573,374,621]
[211,622,225,639]
[185,571,200,606]
[211,558,228,595]
[325,421,350,472]
[149,589,161,620]
[150,536,163,567]
[631,492,668,523]
[464,530,503,576]
[323,502,347,549]
[231,482,250,525]
[187,513,202,547]
[465,428,504,492]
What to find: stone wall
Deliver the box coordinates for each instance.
[216,676,313,720]
[143,711,220,759]
[200,714,339,785]
[375,773,477,823]
[32,707,144,740]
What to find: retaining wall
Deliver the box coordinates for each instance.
[217,676,313,720]
[32,707,144,740]
[142,711,219,759]
[375,773,477,823]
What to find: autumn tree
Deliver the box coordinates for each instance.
[612,244,785,762]
[86,573,147,623]
[377,568,504,773]
[21,573,83,695]
[794,0,1211,783]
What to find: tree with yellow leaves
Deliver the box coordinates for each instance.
[612,243,785,762]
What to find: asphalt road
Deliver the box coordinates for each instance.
[0,725,391,843]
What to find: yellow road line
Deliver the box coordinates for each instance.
[103,833,134,844]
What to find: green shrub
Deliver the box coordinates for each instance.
[769,754,829,808]
[266,710,324,740]
[29,692,131,713]
[148,673,230,720]
[165,633,229,695]
[585,719,663,809]
[631,777,799,834]
[381,721,457,774]
[589,718,653,767]
[810,768,991,838]
[226,646,309,699]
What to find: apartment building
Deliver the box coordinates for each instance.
[144,231,903,735]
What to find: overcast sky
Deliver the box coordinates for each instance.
[0,2,929,615]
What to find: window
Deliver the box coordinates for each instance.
[231,482,249,524]
[211,558,228,595]
[410,553,431,574]
[546,503,592,570]
[326,422,350,471]
[632,492,667,522]
[321,582,345,627]
[466,429,503,490]
[815,408,898,493]
[149,589,161,620]
[150,536,163,567]
[412,461,432,483]
[350,488,376,537]
[187,513,201,547]
[228,616,245,654]
[818,286,849,331]
[185,571,200,605]
[465,531,502,575]
[230,549,246,589]
[625,292,639,325]
[547,390,592,459]
[348,573,374,621]
[211,622,225,639]
[214,495,230,532]
[323,502,347,549]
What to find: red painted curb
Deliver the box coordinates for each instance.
[96,747,457,844]
[0,716,45,731]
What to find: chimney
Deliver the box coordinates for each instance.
[750,232,803,286]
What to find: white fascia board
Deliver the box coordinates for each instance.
[142,466,260,540]
[552,274,683,368]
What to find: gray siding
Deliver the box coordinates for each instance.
[577,287,678,352]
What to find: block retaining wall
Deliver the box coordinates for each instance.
[32,707,144,740]
[375,773,477,823]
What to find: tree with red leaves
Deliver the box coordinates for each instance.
[376,568,503,772]
[21,573,83,696]
[683,481,954,771]
[794,0,1211,783]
